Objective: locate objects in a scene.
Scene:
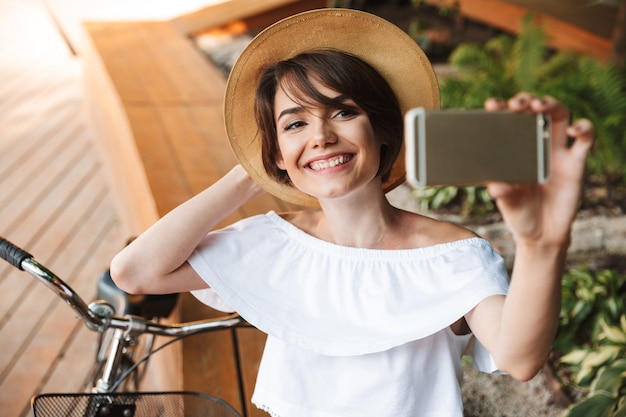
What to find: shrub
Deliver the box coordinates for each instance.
[555,267,626,416]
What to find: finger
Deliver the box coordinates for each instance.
[529,96,570,124]
[486,182,520,201]
[521,96,571,150]
[484,98,506,111]
[507,92,535,112]
[566,119,595,160]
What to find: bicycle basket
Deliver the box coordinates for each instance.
[31,391,242,417]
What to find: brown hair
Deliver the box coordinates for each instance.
[254,49,403,186]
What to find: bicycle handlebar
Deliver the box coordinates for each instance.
[107,314,245,336]
[0,236,33,270]
[0,236,245,336]
[2,236,104,328]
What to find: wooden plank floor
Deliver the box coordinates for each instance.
[0,1,126,415]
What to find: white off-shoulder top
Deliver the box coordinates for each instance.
[189,211,509,417]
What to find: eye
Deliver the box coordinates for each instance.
[284,120,307,131]
[333,106,360,120]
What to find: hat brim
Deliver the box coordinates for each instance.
[224,8,440,207]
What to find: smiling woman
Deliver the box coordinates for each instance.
[110,8,594,417]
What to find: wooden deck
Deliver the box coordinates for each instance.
[0,1,127,416]
[0,1,321,416]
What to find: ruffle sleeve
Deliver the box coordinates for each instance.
[189,211,509,357]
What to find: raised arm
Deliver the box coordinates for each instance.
[110,165,264,295]
[466,93,595,381]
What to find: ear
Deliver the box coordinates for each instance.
[275,153,286,170]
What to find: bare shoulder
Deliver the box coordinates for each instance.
[402,210,479,248]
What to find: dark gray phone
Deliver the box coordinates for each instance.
[404,108,551,187]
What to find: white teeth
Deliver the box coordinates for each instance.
[309,155,350,171]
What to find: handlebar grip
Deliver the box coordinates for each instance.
[0,237,33,270]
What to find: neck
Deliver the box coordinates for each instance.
[317,189,401,249]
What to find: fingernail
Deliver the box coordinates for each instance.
[571,122,583,132]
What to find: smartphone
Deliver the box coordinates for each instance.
[404,108,551,187]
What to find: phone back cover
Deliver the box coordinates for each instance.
[406,109,549,187]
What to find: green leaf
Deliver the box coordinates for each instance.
[512,15,547,91]
[581,346,621,369]
[606,298,620,319]
[561,392,617,417]
[559,349,590,365]
[590,359,626,396]
[570,299,588,318]
[432,186,457,209]
[599,320,626,344]
[614,397,626,417]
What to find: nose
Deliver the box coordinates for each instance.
[310,118,337,147]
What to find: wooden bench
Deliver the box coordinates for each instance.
[82,1,325,415]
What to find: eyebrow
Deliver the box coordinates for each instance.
[275,94,351,123]
[276,106,305,123]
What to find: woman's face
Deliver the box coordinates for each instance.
[273,76,382,202]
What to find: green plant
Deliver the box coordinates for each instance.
[554,267,626,416]
[411,186,494,217]
[558,318,626,416]
[557,57,626,184]
[439,16,547,107]
[556,268,626,352]
[439,16,626,185]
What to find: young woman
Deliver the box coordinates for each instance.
[110,9,594,417]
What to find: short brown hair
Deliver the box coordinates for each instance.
[254,49,403,186]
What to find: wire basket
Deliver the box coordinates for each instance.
[32,391,242,417]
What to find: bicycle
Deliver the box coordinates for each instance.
[0,236,247,417]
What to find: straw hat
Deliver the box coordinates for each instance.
[224,8,440,207]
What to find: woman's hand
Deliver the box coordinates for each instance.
[484,92,594,248]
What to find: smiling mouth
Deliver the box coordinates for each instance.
[308,154,353,171]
